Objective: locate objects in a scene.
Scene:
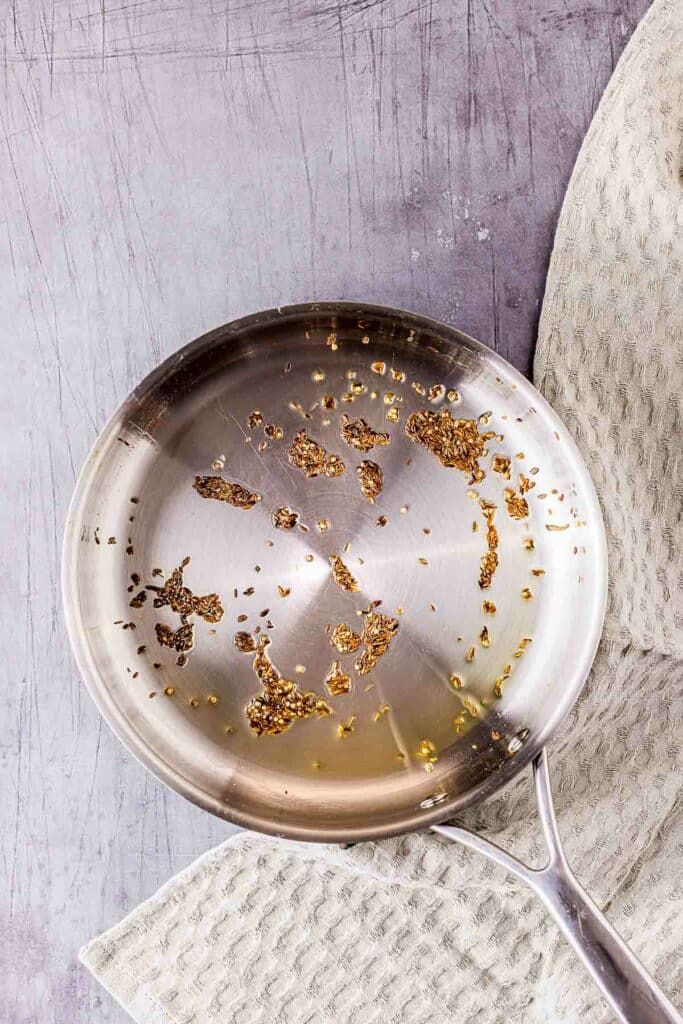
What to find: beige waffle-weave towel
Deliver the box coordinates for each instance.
[81,2,683,1021]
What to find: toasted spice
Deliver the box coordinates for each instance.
[330,623,362,654]
[233,631,256,653]
[465,646,476,662]
[324,661,351,696]
[247,410,263,429]
[272,507,299,530]
[242,637,330,737]
[329,555,360,593]
[493,669,511,698]
[462,696,479,718]
[479,626,491,648]
[416,739,438,763]
[371,361,386,375]
[391,368,406,382]
[519,474,535,494]
[322,394,337,410]
[337,716,356,738]
[523,536,535,551]
[192,592,225,622]
[492,454,511,480]
[357,459,383,502]
[385,407,400,423]
[521,587,533,600]
[478,500,499,589]
[193,476,262,509]
[353,612,399,676]
[287,429,345,478]
[150,559,224,623]
[531,568,545,577]
[449,673,462,689]
[129,590,147,608]
[277,585,291,598]
[341,414,390,452]
[288,400,312,420]
[405,409,493,484]
[514,637,533,659]
[503,487,529,520]
[374,703,390,721]
[155,621,194,653]
[264,423,284,440]
[482,600,497,614]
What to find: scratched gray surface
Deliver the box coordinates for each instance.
[1,1,650,1020]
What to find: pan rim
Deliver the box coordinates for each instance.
[62,300,608,842]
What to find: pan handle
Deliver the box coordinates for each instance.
[432,749,682,1024]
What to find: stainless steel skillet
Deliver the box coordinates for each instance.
[62,302,681,1024]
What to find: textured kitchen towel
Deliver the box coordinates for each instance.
[81,2,683,1021]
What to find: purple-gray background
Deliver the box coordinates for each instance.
[1,1,649,1020]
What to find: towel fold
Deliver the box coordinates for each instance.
[82,2,683,1020]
